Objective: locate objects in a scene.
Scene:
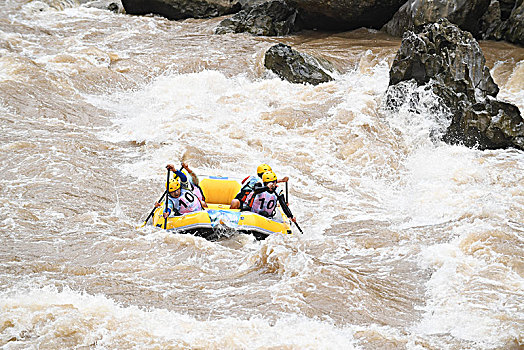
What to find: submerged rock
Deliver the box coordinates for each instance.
[215,0,298,36]
[83,0,124,13]
[264,43,335,85]
[108,2,120,12]
[121,0,241,20]
[386,19,524,150]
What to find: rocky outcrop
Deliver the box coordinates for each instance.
[121,0,403,31]
[383,0,491,37]
[479,0,508,40]
[288,0,406,30]
[501,0,524,44]
[488,0,524,45]
[215,0,298,36]
[386,19,524,150]
[238,0,267,7]
[384,0,524,46]
[220,0,405,36]
[121,0,241,20]
[264,43,335,85]
[477,0,524,44]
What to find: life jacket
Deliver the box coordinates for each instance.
[178,169,206,202]
[246,189,279,218]
[190,182,206,202]
[167,188,203,215]
[236,174,261,203]
[241,175,260,191]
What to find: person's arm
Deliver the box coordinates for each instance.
[277,193,296,222]
[163,198,173,218]
[174,170,187,183]
[166,164,188,183]
[277,176,289,183]
[182,162,199,185]
[252,182,271,195]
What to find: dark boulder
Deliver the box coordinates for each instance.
[121,0,241,20]
[108,2,120,12]
[386,19,524,150]
[383,0,491,37]
[479,0,524,44]
[443,96,524,149]
[264,43,335,85]
[215,0,299,36]
[503,0,524,44]
[384,0,524,46]
[389,20,499,97]
[479,1,508,40]
[122,0,407,32]
[288,0,406,31]
[238,0,267,8]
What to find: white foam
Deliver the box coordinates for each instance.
[413,235,524,347]
[0,286,359,349]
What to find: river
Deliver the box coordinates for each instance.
[1,1,523,349]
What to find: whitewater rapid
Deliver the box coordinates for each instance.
[0,1,523,349]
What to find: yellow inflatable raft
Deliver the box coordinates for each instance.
[151,176,293,240]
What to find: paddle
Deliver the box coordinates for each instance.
[138,165,186,228]
[164,167,170,230]
[293,220,304,234]
[277,190,303,234]
[138,189,168,228]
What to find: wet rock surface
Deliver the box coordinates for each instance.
[387,19,524,150]
[503,0,524,44]
[289,0,406,31]
[121,0,241,20]
[383,0,491,37]
[264,43,335,85]
[384,0,524,46]
[215,0,298,36]
[120,0,523,46]
[477,0,523,44]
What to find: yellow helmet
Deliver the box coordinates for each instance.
[262,171,277,183]
[167,178,181,192]
[257,164,272,177]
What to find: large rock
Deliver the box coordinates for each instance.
[503,0,524,44]
[383,0,491,37]
[121,0,241,20]
[264,43,335,85]
[479,1,508,40]
[288,0,406,30]
[238,0,267,7]
[215,0,298,36]
[389,20,499,97]
[479,0,524,44]
[386,19,524,150]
